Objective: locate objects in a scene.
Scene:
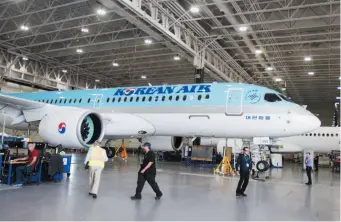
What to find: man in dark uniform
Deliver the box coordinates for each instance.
[235,147,252,197]
[131,142,163,200]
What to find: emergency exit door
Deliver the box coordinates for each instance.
[225,88,243,115]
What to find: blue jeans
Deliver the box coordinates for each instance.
[16,165,33,183]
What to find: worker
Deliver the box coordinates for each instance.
[84,140,108,199]
[235,147,252,197]
[305,152,313,185]
[12,143,39,186]
[314,154,319,171]
[131,142,163,200]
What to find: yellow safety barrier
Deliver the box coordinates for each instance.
[214,156,235,176]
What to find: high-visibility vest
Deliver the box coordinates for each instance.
[89,146,106,168]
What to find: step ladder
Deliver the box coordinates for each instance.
[214,156,235,176]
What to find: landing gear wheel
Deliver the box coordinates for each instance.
[256,160,269,172]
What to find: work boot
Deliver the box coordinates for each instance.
[236,193,241,197]
[92,194,97,199]
[89,192,93,196]
[155,193,163,200]
[131,195,142,200]
[305,183,312,186]
[240,193,247,197]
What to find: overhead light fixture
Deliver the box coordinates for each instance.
[316,113,320,116]
[112,62,119,67]
[62,69,68,73]
[81,27,89,33]
[148,83,152,86]
[76,48,83,53]
[281,88,286,91]
[339,77,341,80]
[22,56,28,61]
[144,39,152,45]
[275,78,282,82]
[95,79,100,82]
[338,87,341,90]
[97,8,106,15]
[239,26,248,32]
[20,25,29,31]
[304,56,312,61]
[255,49,262,55]
[190,6,200,13]
[337,97,340,100]
[173,55,180,61]
[141,75,147,79]
[308,72,314,75]
[266,67,273,71]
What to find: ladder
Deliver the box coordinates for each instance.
[214,156,235,176]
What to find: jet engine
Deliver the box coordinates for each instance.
[141,136,184,151]
[39,109,104,148]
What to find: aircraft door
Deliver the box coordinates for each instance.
[92,94,103,108]
[225,88,243,115]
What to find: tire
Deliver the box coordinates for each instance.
[105,147,115,159]
[256,160,270,172]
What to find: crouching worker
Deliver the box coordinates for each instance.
[131,142,163,200]
[85,140,108,199]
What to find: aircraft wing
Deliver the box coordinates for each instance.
[0,93,45,110]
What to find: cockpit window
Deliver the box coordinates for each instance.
[278,94,289,101]
[264,93,282,102]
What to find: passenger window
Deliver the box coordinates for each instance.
[305,134,308,136]
[38,100,40,102]
[336,134,339,137]
[198,95,202,101]
[327,134,329,137]
[46,100,49,103]
[309,133,312,136]
[331,134,334,137]
[73,99,77,103]
[118,97,121,102]
[88,98,91,103]
[55,99,58,104]
[205,94,210,100]
[112,98,115,103]
[136,97,139,102]
[169,96,172,101]
[79,99,82,103]
[318,133,320,136]
[124,97,127,102]
[175,95,179,101]
[106,98,110,103]
[183,95,187,101]
[162,96,165,101]
[69,99,72,103]
[129,97,133,102]
[142,97,146,102]
[264,93,282,102]
[155,96,159,102]
[64,99,67,104]
[322,134,325,136]
[313,133,316,136]
[148,96,152,102]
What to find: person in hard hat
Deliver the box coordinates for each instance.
[84,140,108,199]
[131,142,163,200]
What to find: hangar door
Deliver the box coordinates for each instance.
[225,88,243,115]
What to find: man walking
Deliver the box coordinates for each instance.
[235,147,252,197]
[131,142,163,200]
[305,152,313,185]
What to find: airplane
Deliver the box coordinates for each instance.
[0,82,320,149]
[270,127,341,153]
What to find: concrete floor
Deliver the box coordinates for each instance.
[0,154,339,221]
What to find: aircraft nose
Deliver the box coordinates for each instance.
[306,113,321,131]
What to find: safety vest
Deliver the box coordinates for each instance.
[89,146,106,168]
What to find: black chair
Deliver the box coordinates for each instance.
[23,156,43,185]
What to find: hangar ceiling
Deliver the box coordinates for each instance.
[0,0,339,125]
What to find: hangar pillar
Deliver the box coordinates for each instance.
[194,68,204,83]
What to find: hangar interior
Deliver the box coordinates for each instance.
[0,0,340,221]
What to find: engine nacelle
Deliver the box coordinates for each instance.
[141,136,184,151]
[39,108,104,148]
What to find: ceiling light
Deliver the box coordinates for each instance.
[339,77,341,80]
[337,97,340,100]
[112,62,119,67]
[97,8,106,15]
[81,27,89,33]
[255,49,262,55]
[148,83,152,86]
[281,88,286,91]
[275,78,282,82]
[316,113,319,116]
[62,69,68,73]
[173,55,180,61]
[20,25,29,31]
[266,67,273,71]
[338,87,341,90]
[144,39,152,45]
[308,72,314,75]
[141,75,147,79]
[95,79,100,82]
[76,48,83,53]
[22,56,28,61]
[190,6,200,13]
[239,26,248,32]
[304,56,312,61]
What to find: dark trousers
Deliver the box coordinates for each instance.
[16,165,33,183]
[236,172,250,194]
[135,171,162,197]
[306,166,312,184]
